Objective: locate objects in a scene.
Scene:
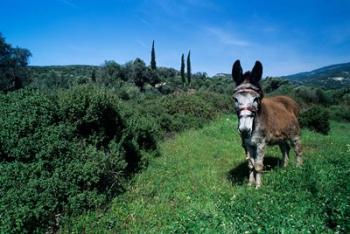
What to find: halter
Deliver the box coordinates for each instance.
[233,83,262,95]
[237,106,258,116]
[233,83,262,117]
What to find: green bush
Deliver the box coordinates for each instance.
[158,92,228,133]
[0,86,158,233]
[262,77,290,93]
[329,105,350,122]
[162,94,215,120]
[196,91,233,114]
[117,83,141,100]
[130,91,229,135]
[299,106,330,134]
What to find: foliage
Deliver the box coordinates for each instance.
[117,82,143,101]
[186,50,191,85]
[0,85,159,233]
[147,68,160,86]
[299,106,330,134]
[150,40,156,70]
[0,33,31,91]
[294,86,332,106]
[157,67,177,79]
[328,105,350,122]
[91,69,96,82]
[0,83,233,233]
[180,53,185,85]
[132,58,148,91]
[28,65,98,89]
[134,91,232,134]
[101,60,124,84]
[263,77,290,93]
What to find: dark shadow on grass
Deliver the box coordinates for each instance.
[227,155,282,185]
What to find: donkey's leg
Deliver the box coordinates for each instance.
[255,142,265,188]
[291,136,303,166]
[246,147,255,186]
[279,142,291,167]
[243,140,256,186]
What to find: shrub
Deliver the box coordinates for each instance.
[0,85,158,233]
[128,91,231,135]
[158,93,218,133]
[262,77,290,93]
[162,93,216,120]
[299,106,330,134]
[57,85,126,147]
[196,91,233,114]
[329,105,350,122]
[117,83,141,100]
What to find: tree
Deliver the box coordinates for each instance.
[193,72,207,79]
[150,40,156,70]
[180,53,185,85]
[0,33,32,91]
[186,50,191,85]
[91,69,96,82]
[132,58,148,91]
[103,60,122,78]
[101,60,125,86]
[122,61,134,82]
[148,68,160,86]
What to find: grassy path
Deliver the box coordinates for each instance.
[69,116,350,233]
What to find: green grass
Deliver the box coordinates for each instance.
[63,116,350,233]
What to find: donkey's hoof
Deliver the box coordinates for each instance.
[297,158,303,166]
[248,181,255,187]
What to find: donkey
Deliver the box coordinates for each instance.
[231,60,302,188]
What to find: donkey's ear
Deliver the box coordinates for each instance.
[232,60,243,85]
[251,61,263,83]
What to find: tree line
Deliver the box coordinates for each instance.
[0,33,199,92]
[96,41,194,90]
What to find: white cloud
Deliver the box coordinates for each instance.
[136,40,148,49]
[205,27,250,47]
[58,0,78,9]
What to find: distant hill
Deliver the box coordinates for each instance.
[282,62,350,88]
[212,73,230,79]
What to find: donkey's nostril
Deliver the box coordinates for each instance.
[239,128,251,138]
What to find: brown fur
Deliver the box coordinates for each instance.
[259,96,300,143]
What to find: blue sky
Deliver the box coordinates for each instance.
[1,0,350,76]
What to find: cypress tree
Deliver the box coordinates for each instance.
[186,50,191,85]
[180,53,185,85]
[151,40,156,70]
[91,69,96,82]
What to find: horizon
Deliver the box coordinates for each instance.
[1,0,350,76]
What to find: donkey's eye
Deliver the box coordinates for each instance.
[233,97,239,104]
[253,97,260,103]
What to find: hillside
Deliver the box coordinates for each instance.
[283,62,350,88]
[64,116,350,233]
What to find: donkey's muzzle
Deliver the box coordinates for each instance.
[238,128,252,138]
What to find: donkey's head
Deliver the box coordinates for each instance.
[232,60,263,137]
